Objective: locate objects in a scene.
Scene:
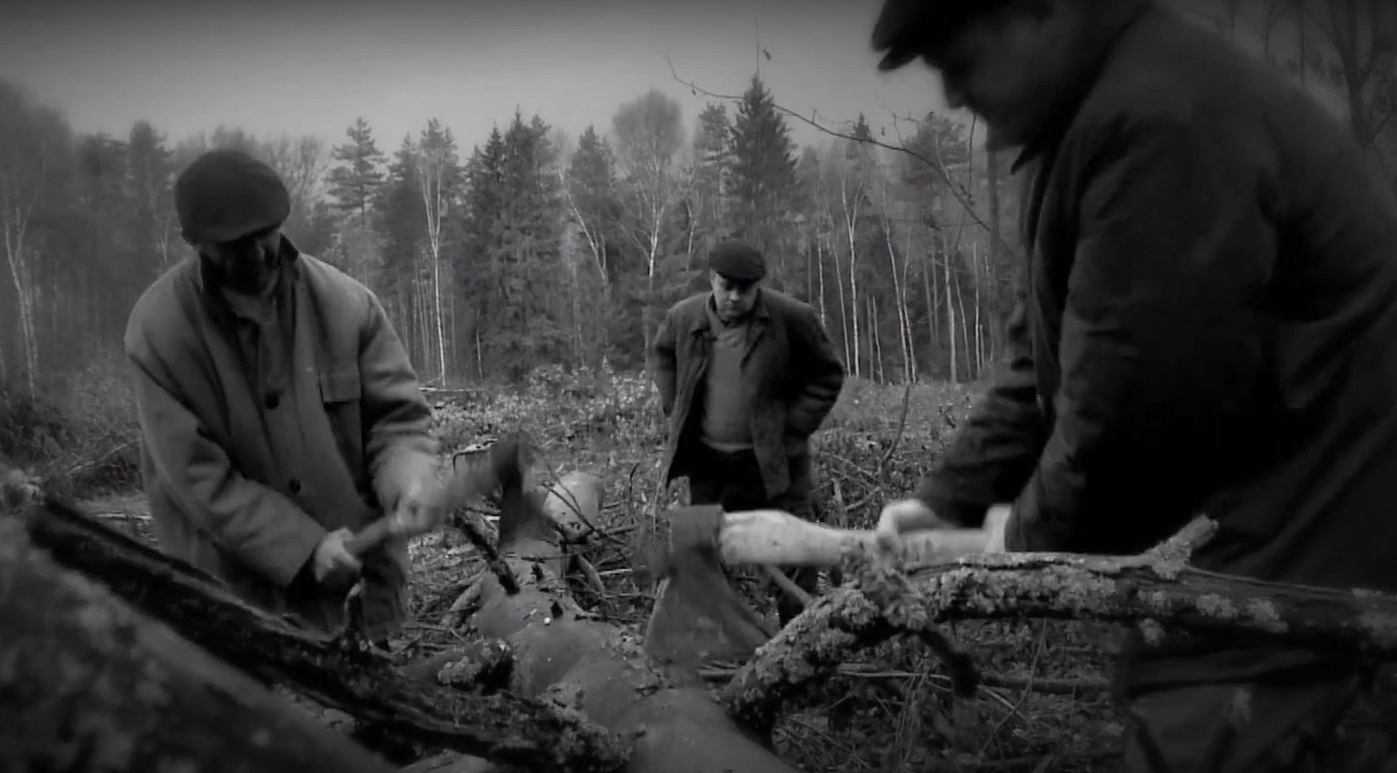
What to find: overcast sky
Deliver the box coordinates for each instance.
[0,0,961,156]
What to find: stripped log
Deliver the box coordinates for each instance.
[714,507,1000,566]
[410,441,801,773]
[7,491,628,771]
[0,520,394,773]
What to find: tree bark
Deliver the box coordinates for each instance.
[0,520,394,773]
[719,519,1397,734]
[5,494,628,772]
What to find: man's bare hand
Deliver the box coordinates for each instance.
[312,528,363,588]
[983,504,1013,554]
[876,500,1014,555]
[388,467,448,541]
[874,498,949,552]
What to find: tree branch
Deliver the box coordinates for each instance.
[0,521,396,773]
[5,494,629,772]
[718,518,1397,733]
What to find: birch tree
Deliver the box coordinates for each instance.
[611,89,686,358]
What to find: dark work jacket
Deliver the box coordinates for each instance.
[649,288,845,499]
[914,1,1397,689]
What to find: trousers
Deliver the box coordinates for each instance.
[685,443,818,625]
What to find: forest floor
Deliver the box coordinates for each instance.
[65,370,1397,772]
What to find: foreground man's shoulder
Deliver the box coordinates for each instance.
[296,253,385,325]
[670,292,710,317]
[298,253,374,299]
[761,288,817,320]
[125,258,201,352]
[1080,7,1298,144]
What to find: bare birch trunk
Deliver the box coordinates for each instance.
[944,239,958,384]
[841,177,862,379]
[954,265,972,381]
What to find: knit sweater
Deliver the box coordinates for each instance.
[700,302,753,450]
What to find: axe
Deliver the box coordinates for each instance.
[344,434,532,558]
[643,504,1005,673]
[333,435,533,646]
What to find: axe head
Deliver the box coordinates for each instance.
[643,504,775,671]
[489,434,555,551]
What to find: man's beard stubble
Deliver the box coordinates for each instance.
[201,249,281,296]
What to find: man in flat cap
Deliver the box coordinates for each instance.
[869,0,1397,769]
[124,148,444,647]
[649,240,845,624]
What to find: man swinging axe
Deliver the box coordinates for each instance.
[125,149,448,650]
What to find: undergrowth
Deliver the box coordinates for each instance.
[412,366,1127,772]
[19,362,1396,771]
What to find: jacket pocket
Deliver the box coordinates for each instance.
[319,367,364,479]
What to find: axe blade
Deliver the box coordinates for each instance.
[643,505,775,671]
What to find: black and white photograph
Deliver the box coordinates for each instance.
[2,0,1397,770]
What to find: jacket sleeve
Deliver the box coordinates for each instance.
[913,290,1048,527]
[785,305,846,438]
[359,291,439,513]
[1005,115,1274,552]
[127,350,325,588]
[649,308,679,417]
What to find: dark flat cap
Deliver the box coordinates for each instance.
[175,149,290,244]
[872,0,1014,71]
[709,241,766,283]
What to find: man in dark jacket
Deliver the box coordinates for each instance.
[649,241,846,624]
[125,149,445,647]
[869,0,1397,769]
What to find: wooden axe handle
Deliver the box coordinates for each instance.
[343,445,518,557]
[715,509,994,567]
[345,516,395,557]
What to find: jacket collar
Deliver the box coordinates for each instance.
[194,234,302,322]
[1009,0,1154,173]
[689,288,771,335]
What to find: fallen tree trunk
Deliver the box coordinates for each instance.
[718,518,1397,733]
[410,443,801,773]
[7,492,628,771]
[0,520,394,773]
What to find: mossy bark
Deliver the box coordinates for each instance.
[7,493,627,772]
[0,520,394,773]
[719,530,1397,733]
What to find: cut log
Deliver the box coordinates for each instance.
[718,520,1397,733]
[418,442,802,773]
[7,492,628,772]
[0,520,394,773]
[715,507,997,566]
[540,470,605,543]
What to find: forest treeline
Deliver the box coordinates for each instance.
[0,0,1392,408]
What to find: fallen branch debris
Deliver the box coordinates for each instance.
[720,518,1397,732]
[0,521,394,773]
[6,493,629,772]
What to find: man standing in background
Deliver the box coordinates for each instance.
[124,148,445,648]
[870,0,1397,769]
[650,240,846,624]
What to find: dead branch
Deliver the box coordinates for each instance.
[6,493,628,772]
[719,521,1397,733]
[0,521,394,773]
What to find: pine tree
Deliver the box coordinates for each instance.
[690,102,734,253]
[327,118,387,227]
[728,74,799,283]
